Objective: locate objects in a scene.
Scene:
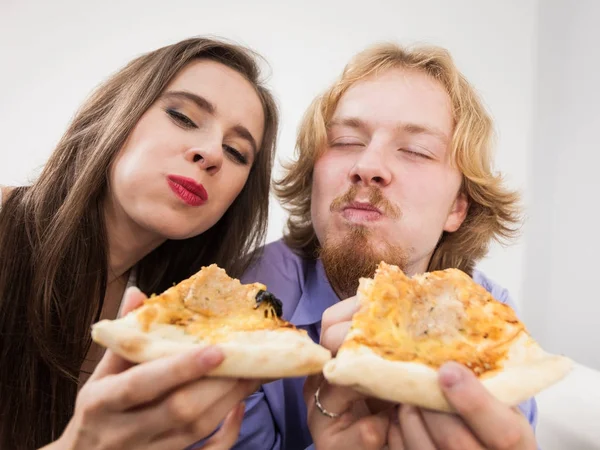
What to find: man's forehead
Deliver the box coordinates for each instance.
[329,68,453,135]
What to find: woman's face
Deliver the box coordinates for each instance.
[109,59,265,240]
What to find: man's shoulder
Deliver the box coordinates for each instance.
[243,239,306,280]
[241,239,310,318]
[472,268,518,312]
[253,239,303,263]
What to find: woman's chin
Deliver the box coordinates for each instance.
[157,228,205,241]
[132,212,216,242]
[143,222,207,242]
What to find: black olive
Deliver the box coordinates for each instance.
[255,290,283,318]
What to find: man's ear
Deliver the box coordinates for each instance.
[443,192,469,233]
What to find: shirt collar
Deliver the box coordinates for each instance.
[288,258,339,327]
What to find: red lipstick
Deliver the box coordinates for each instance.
[167,175,208,206]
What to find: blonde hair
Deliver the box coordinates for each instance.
[274,42,521,274]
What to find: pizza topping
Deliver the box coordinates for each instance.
[254,290,283,318]
[183,264,264,315]
[346,262,524,376]
[135,264,295,341]
[407,286,466,341]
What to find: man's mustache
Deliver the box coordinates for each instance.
[329,185,401,219]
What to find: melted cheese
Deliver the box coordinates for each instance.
[136,264,294,342]
[347,263,524,376]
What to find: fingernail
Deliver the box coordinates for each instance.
[198,346,224,366]
[439,362,465,389]
[126,286,142,295]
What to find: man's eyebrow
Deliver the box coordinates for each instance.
[326,117,369,131]
[399,122,449,143]
[327,117,369,131]
[328,117,448,144]
[162,90,216,115]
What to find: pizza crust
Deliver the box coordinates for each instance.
[323,332,573,412]
[92,309,332,378]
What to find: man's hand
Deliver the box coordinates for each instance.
[319,295,359,356]
[304,374,391,450]
[307,296,393,449]
[389,361,537,450]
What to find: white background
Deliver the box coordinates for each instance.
[1,0,597,370]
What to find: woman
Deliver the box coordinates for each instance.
[0,36,279,449]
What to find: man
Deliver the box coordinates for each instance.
[231,42,536,450]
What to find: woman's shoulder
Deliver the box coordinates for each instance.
[0,186,16,207]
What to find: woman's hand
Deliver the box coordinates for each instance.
[51,287,258,450]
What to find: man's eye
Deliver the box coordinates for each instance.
[400,148,431,160]
[330,141,363,147]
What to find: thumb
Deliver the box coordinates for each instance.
[89,349,134,382]
[89,287,148,381]
[119,286,147,317]
[438,361,495,414]
[438,361,533,448]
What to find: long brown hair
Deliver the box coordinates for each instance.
[0,37,278,449]
[275,42,520,274]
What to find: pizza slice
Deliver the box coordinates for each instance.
[323,262,572,412]
[92,264,331,378]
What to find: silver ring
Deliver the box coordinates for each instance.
[314,386,344,419]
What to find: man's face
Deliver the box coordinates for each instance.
[311,68,468,296]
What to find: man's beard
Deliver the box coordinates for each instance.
[318,186,408,299]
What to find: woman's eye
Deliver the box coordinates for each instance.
[166,109,197,129]
[223,145,248,165]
